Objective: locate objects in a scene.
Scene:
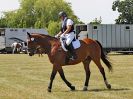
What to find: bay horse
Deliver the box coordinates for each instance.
[11,42,22,54]
[27,32,112,92]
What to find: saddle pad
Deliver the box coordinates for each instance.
[72,40,81,49]
[60,38,81,51]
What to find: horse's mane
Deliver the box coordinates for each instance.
[31,33,59,42]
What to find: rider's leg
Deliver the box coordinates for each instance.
[67,43,77,60]
[65,32,77,60]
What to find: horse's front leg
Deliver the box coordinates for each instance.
[57,66,75,91]
[48,66,57,92]
[17,48,19,53]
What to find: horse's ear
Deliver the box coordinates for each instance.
[27,32,31,38]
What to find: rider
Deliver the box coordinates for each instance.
[55,11,77,60]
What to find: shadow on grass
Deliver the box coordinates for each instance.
[108,53,133,56]
[61,88,130,93]
[89,88,130,92]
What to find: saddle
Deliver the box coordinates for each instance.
[60,37,81,52]
[60,38,81,63]
[51,38,81,64]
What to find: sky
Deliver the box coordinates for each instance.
[0,0,20,13]
[66,0,119,24]
[0,0,119,24]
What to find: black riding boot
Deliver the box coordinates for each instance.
[68,43,77,60]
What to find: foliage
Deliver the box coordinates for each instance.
[0,0,82,35]
[112,0,133,24]
[47,21,60,36]
[90,17,102,24]
[0,17,7,28]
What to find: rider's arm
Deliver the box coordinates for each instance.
[58,31,63,35]
[63,19,73,35]
[63,25,72,34]
[55,31,62,37]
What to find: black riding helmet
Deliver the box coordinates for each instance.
[58,11,67,18]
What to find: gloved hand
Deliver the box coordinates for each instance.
[55,34,59,38]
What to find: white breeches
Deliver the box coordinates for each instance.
[64,32,75,45]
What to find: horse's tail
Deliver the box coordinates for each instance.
[96,40,113,72]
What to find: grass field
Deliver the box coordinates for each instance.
[0,54,133,99]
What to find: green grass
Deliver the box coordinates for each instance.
[0,54,133,99]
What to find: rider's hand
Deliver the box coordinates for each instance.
[55,34,59,38]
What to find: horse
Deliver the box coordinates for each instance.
[27,32,112,92]
[21,42,28,54]
[11,42,22,54]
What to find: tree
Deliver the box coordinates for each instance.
[47,21,60,36]
[90,17,102,24]
[112,0,133,24]
[0,17,7,28]
[0,0,82,36]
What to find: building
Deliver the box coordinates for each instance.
[76,24,133,53]
[0,28,48,53]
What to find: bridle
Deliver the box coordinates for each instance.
[27,37,40,56]
[27,36,49,56]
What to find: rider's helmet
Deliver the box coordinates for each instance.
[58,11,67,18]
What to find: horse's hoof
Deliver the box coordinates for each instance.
[47,88,51,92]
[83,86,88,91]
[107,84,111,89]
[70,86,75,91]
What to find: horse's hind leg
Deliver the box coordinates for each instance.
[92,57,111,89]
[82,57,91,91]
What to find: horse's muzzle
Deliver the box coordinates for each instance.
[27,48,35,56]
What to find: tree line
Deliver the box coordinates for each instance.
[0,0,83,36]
[0,0,133,35]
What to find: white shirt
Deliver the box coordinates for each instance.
[66,19,73,26]
[62,17,73,27]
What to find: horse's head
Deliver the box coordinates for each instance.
[27,32,52,56]
[27,32,60,56]
[27,32,42,56]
